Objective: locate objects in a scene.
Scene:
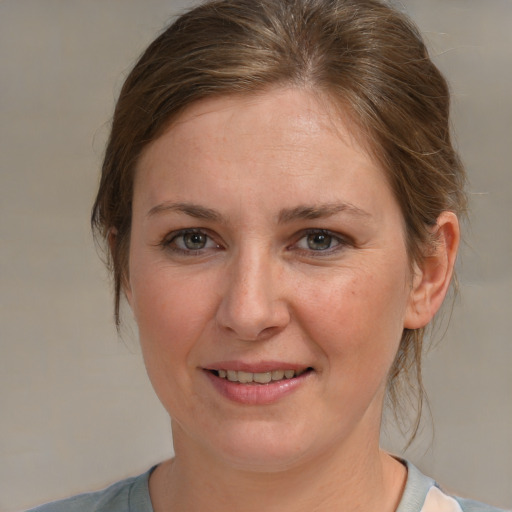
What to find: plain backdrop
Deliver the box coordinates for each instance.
[1,1,511,511]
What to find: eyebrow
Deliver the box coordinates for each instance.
[277,203,372,224]
[146,201,371,223]
[147,202,224,221]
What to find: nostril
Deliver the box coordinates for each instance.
[215,272,290,341]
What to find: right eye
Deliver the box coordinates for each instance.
[163,229,220,254]
[177,231,208,250]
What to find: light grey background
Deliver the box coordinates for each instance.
[1,1,510,511]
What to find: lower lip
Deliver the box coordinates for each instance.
[204,370,312,405]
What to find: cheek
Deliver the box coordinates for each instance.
[294,263,409,367]
[132,269,216,348]
[128,258,221,398]
[128,266,221,417]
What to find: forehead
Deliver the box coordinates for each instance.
[137,88,375,173]
[134,88,396,221]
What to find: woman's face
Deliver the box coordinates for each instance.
[127,88,419,470]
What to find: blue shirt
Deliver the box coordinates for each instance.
[28,461,509,512]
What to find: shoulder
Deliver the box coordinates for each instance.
[454,496,510,512]
[397,459,510,512]
[423,485,509,512]
[26,469,154,512]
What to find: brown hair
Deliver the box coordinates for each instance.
[92,0,467,439]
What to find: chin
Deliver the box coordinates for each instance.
[216,437,314,473]
[193,417,337,473]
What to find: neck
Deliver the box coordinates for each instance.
[149,425,406,512]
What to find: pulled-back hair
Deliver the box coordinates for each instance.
[92,0,467,440]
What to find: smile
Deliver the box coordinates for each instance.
[204,365,314,404]
[211,368,311,384]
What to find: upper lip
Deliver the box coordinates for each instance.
[203,360,312,373]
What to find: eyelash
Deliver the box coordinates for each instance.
[292,229,350,256]
[160,228,351,257]
[161,228,221,255]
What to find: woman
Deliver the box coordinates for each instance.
[29,0,507,511]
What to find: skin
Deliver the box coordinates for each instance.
[124,88,459,511]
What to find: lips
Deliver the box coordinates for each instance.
[203,363,314,404]
[212,368,309,383]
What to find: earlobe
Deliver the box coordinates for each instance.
[404,211,460,329]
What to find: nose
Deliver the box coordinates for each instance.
[215,249,290,341]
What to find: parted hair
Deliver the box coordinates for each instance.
[92,0,467,440]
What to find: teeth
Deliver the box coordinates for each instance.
[215,369,307,383]
[271,370,284,380]
[253,372,272,384]
[284,369,295,379]
[237,371,254,383]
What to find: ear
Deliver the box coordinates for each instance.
[108,227,133,305]
[404,211,460,329]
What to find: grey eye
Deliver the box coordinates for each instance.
[165,229,220,254]
[182,232,208,250]
[295,231,341,252]
[306,232,333,251]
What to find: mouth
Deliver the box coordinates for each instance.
[203,364,314,404]
[207,367,314,384]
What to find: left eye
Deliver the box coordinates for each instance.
[295,231,341,251]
